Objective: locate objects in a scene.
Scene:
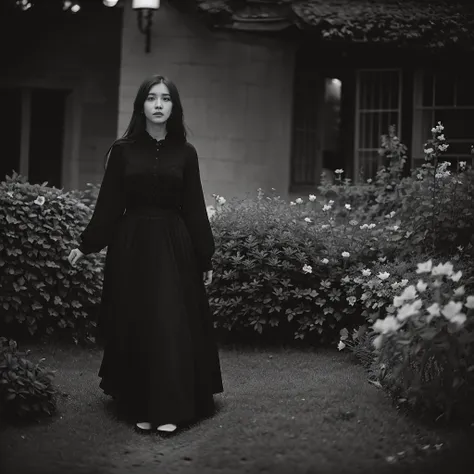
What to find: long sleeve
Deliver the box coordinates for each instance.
[78,144,126,255]
[181,144,215,272]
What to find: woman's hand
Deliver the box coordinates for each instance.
[203,270,213,286]
[68,248,84,267]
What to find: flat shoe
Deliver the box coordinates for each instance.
[135,422,153,433]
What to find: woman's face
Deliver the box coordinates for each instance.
[143,82,173,125]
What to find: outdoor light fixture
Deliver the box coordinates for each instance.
[103,0,119,6]
[133,0,160,53]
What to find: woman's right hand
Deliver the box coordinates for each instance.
[68,248,84,267]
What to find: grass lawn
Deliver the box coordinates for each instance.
[1,342,473,474]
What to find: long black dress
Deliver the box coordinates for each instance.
[78,130,223,427]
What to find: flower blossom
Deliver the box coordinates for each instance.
[373,316,401,334]
[302,264,312,274]
[34,196,45,206]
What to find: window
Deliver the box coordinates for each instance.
[354,69,402,181]
[0,87,68,187]
[412,70,474,168]
[290,51,343,189]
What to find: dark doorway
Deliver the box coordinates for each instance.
[0,87,22,181]
[28,88,68,188]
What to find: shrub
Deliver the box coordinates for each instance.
[342,259,474,423]
[208,190,351,345]
[65,182,100,209]
[0,173,104,345]
[0,337,57,420]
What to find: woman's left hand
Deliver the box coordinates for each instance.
[203,270,213,286]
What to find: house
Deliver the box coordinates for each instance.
[1,0,474,204]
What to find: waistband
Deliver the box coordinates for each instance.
[124,206,181,217]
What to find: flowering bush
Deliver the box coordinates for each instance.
[207,189,353,344]
[0,173,104,345]
[340,259,474,423]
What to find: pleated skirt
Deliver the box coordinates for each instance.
[96,207,223,426]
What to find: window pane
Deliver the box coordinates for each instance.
[434,72,455,106]
[433,109,474,140]
[456,71,474,106]
[359,112,399,150]
[422,70,434,107]
[358,150,380,181]
[359,71,399,110]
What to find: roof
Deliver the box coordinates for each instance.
[187,0,474,49]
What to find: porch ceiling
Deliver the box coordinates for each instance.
[177,0,474,50]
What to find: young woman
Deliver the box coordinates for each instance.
[67,75,223,435]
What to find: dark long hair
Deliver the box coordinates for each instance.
[105,75,187,168]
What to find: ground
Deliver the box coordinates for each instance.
[1,343,473,474]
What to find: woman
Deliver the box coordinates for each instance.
[67,75,223,435]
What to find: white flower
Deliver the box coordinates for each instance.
[424,147,434,155]
[441,301,465,326]
[416,280,428,292]
[206,205,216,218]
[391,282,400,290]
[373,334,384,349]
[465,296,474,309]
[304,217,312,223]
[400,279,408,287]
[368,223,376,229]
[337,341,346,351]
[345,203,351,210]
[454,286,465,297]
[397,299,422,322]
[378,272,390,280]
[459,161,466,170]
[34,196,45,206]
[366,178,373,184]
[295,197,303,204]
[431,262,454,277]
[360,224,369,230]
[322,204,332,211]
[321,224,330,230]
[373,316,401,334]
[341,276,350,283]
[328,200,334,205]
[427,303,440,318]
[450,271,462,282]
[6,191,14,198]
[362,269,371,276]
[217,196,226,205]
[391,225,399,231]
[417,173,423,180]
[309,194,316,202]
[321,258,329,264]
[400,285,417,301]
[349,220,358,226]
[302,264,312,274]
[416,260,432,274]
[341,252,350,258]
[335,169,344,174]
[290,201,296,206]
[438,134,445,141]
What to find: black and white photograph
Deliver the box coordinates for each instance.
[1,1,474,473]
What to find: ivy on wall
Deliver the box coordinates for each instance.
[196,0,474,49]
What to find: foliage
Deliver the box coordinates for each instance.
[368,260,474,423]
[195,0,474,50]
[66,182,100,210]
[0,172,104,345]
[207,190,350,344]
[0,337,57,420]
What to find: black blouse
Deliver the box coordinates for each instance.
[78,131,215,272]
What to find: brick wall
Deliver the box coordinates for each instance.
[119,0,295,204]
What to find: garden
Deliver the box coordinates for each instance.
[1,122,474,474]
